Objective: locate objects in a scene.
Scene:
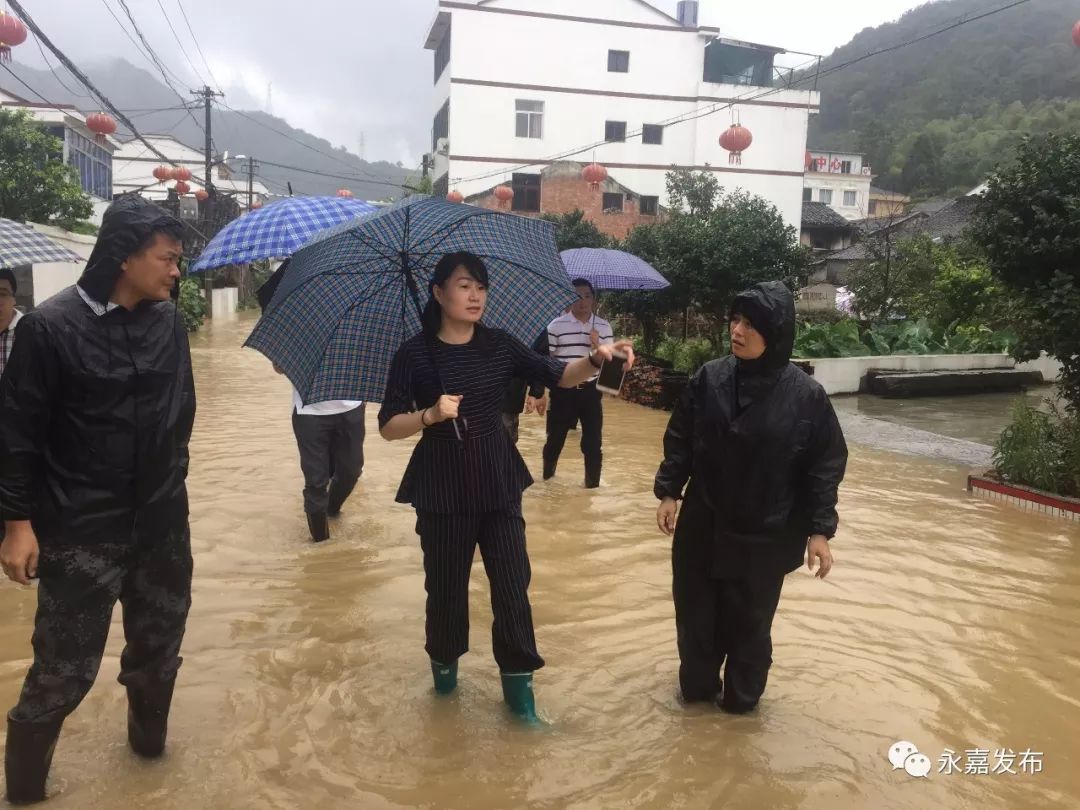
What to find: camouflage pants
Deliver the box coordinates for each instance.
[9,527,193,724]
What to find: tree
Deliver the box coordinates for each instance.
[539,209,612,252]
[850,229,939,323]
[665,167,720,217]
[972,133,1080,409]
[0,109,92,228]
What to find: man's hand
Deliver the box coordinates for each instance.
[533,395,548,417]
[594,339,636,372]
[1,522,39,585]
[272,363,285,376]
[657,497,679,536]
[807,535,833,579]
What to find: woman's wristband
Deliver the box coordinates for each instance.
[588,349,603,369]
[420,407,432,427]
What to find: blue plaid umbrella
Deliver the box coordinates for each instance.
[190,195,378,272]
[245,196,578,405]
[0,218,83,268]
[560,248,670,291]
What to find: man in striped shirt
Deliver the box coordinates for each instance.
[0,269,22,381]
[541,278,614,488]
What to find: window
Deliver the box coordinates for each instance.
[67,129,112,200]
[434,28,451,83]
[511,173,541,213]
[432,100,449,152]
[703,41,774,88]
[515,100,544,139]
[868,200,879,216]
[840,160,853,174]
[818,189,833,205]
[843,190,858,207]
[640,196,659,216]
[602,192,624,212]
[608,50,630,73]
[605,120,627,142]
[642,124,664,145]
[803,187,813,202]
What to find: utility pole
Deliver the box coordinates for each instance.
[191,85,224,224]
[245,155,260,210]
[422,153,431,179]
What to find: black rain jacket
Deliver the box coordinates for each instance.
[654,281,847,573]
[0,195,195,546]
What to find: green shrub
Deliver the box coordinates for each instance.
[178,277,207,332]
[792,319,1017,359]
[652,336,723,374]
[993,402,1080,497]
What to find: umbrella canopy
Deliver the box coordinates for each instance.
[560,247,670,291]
[246,196,578,405]
[0,218,83,268]
[190,195,378,272]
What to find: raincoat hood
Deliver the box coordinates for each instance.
[729,281,796,372]
[79,194,184,306]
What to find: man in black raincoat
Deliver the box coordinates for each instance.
[654,281,847,714]
[0,194,195,803]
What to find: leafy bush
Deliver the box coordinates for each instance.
[993,402,1080,497]
[178,277,207,332]
[792,318,1017,359]
[653,336,725,375]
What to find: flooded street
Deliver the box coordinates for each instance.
[2,312,1079,809]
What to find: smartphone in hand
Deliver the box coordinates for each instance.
[595,352,628,396]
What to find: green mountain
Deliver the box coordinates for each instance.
[1,58,412,201]
[807,0,1080,198]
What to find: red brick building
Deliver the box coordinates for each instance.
[463,161,663,241]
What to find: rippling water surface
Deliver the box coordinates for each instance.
[1,313,1078,809]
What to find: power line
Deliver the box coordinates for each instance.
[175,0,223,94]
[450,0,1032,186]
[0,62,88,119]
[32,35,90,100]
[153,0,208,87]
[97,0,190,91]
[240,157,413,190]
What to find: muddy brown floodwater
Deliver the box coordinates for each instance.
[2,312,1079,809]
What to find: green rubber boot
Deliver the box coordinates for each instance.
[500,672,539,723]
[431,659,458,696]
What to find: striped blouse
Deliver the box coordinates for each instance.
[379,328,565,514]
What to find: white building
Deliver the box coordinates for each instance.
[803,148,872,221]
[112,134,271,211]
[0,88,122,225]
[424,0,820,231]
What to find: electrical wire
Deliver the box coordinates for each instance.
[449,0,1033,186]
[32,35,91,100]
[153,0,209,88]
[97,0,190,90]
[236,157,413,190]
[175,0,223,94]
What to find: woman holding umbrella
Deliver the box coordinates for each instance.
[379,251,634,722]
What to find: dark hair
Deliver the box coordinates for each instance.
[571,278,595,296]
[132,218,185,257]
[0,268,16,294]
[420,251,490,337]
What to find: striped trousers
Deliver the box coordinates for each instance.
[416,511,544,673]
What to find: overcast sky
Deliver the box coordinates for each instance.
[16,0,930,165]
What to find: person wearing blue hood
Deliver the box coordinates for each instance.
[0,194,195,803]
[654,281,848,714]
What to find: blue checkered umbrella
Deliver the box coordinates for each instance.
[0,218,83,268]
[245,196,578,405]
[560,248,670,291]
[190,195,378,272]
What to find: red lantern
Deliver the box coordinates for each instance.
[494,185,514,204]
[582,163,608,190]
[336,188,353,198]
[1073,21,1080,47]
[174,180,190,195]
[251,199,263,210]
[153,165,173,182]
[195,189,209,202]
[171,166,193,182]
[0,12,27,63]
[447,190,464,204]
[719,124,753,165]
[85,112,117,145]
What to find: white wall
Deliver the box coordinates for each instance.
[804,173,872,220]
[808,353,1061,396]
[27,224,95,306]
[436,0,815,230]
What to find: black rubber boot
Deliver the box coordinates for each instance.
[5,712,63,804]
[542,461,556,481]
[306,512,330,542]
[126,679,176,758]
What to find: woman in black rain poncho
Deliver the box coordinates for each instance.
[379,251,633,722]
[654,281,847,714]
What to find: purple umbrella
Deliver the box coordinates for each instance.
[560,247,670,291]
